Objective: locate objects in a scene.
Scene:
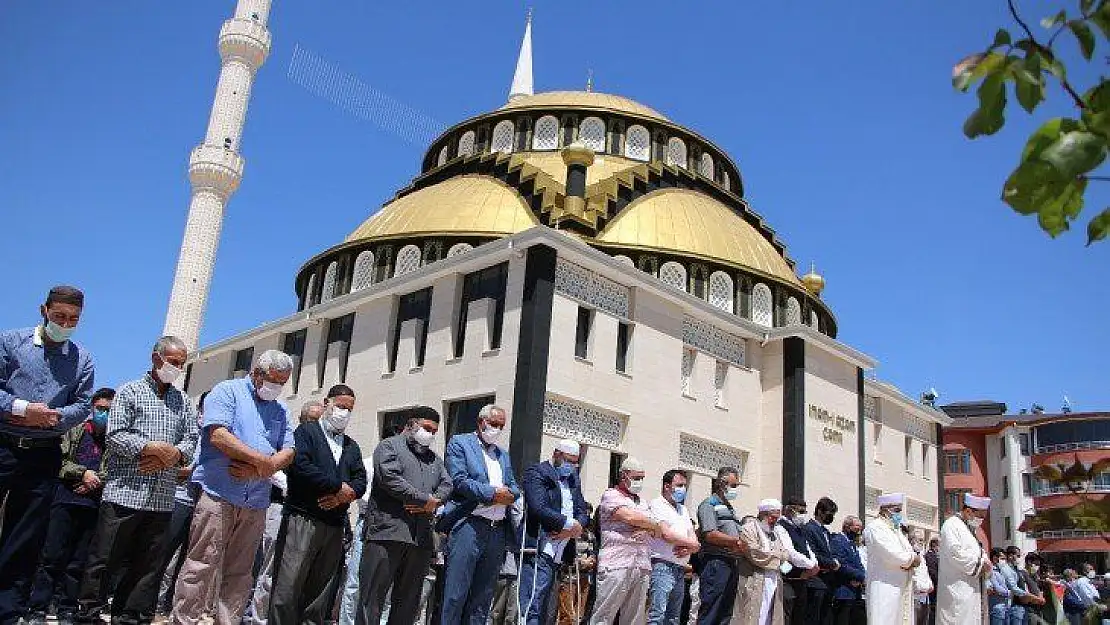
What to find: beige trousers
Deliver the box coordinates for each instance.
[589,567,650,624]
[170,493,267,625]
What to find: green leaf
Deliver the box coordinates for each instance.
[963,74,1007,138]
[1040,131,1108,178]
[992,28,1012,48]
[1069,20,1096,59]
[1042,10,1067,28]
[1092,3,1110,39]
[1022,118,1080,160]
[1081,0,1095,15]
[1016,79,1045,113]
[1002,161,1086,235]
[952,52,1007,91]
[1012,56,1045,113]
[1083,79,1110,109]
[1087,207,1110,245]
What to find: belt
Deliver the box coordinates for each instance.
[0,432,61,449]
[470,515,506,527]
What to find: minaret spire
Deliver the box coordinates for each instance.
[163,0,272,350]
[508,9,533,101]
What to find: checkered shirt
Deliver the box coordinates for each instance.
[102,374,199,512]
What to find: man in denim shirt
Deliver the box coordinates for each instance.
[0,286,94,625]
[986,548,1012,625]
[171,350,295,625]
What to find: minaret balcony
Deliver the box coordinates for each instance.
[218,18,271,69]
[189,145,244,196]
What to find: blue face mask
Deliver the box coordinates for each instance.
[672,487,687,503]
[92,409,109,428]
[556,462,577,478]
[890,513,904,528]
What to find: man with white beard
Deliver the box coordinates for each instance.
[863,493,919,625]
[936,494,991,625]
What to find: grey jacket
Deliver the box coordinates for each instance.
[364,433,452,549]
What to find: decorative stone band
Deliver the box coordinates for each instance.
[677,432,749,478]
[542,394,626,450]
[862,395,936,444]
[681,316,746,367]
[863,395,879,423]
[554,258,630,319]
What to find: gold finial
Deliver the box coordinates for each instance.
[586,69,594,93]
[801,262,825,297]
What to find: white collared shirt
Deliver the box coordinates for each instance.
[472,443,506,521]
[320,421,344,464]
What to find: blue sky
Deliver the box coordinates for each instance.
[1,1,1106,412]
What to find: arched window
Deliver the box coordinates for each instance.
[785,297,802,325]
[809,310,819,329]
[393,244,422,277]
[612,254,634,267]
[491,120,515,154]
[532,115,559,150]
[666,137,688,169]
[708,271,735,313]
[447,242,473,258]
[659,261,687,292]
[321,261,338,303]
[437,144,450,166]
[751,283,773,327]
[578,116,606,152]
[699,153,715,179]
[352,251,375,291]
[457,131,476,157]
[304,273,317,308]
[625,125,650,161]
[721,170,731,191]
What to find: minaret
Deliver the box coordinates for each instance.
[508,10,533,101]
[163,0,272,350]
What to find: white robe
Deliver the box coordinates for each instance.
[863,517,916,625]
[936,515,989,625]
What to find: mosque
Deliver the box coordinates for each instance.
[171,2,950,532]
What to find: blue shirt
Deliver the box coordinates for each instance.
[0,327,94,439]
[192,377,293,510]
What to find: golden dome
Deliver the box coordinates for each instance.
[499,91,669,122]
[801,264,826,297]
[595,188,800,285]
[345,175,539,242]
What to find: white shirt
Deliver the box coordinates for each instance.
[543,475,577,561]
[320,421,344,464]
[357,457,374,515]
[774,522,818,569]
[648,496,694,565]
[472,444,506,521]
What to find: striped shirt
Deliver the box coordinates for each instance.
[103,374,199,512]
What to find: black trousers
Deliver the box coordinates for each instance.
[29,500,99,617]
[806,583,831,625]
[831,598,866,625]
[154,499,195,613]
[74,502,170,625]
[783,579,810,625]
[267,513,345,625]
[355,540,435,625]
[0,441,62,625]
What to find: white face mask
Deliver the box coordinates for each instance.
[725,486,740,501]
[967,516,983,530]
[155,359,183,384]
[325,407,350,433]
[412,425,435,447]
[256,380,283,402]
[793,513,811,525]
[1087,571,1097,580]
[628,478,644,494]
[479,425,503,444]
[44,320,76,342]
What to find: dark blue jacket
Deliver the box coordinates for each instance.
[804,519,839,589]
[438,433,521,548]
[285,422,367,527]
[829,532,866,601]
[521,461,590,555]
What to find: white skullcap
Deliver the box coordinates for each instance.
[964,494,991,510]
[758,498,782,512]
[620,456,645,473]
[877,493,905,507]
[555,439,580,456]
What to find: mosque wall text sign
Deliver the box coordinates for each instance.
[808,404,857,445]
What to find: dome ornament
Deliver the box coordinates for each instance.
[586,69,594,93]
[508,9,534,102]
[801,262,825,297]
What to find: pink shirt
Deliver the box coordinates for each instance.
[597,487,652,572]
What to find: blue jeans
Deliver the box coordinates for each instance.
[989,599,1009,625]
[441,516,509,625]
[518,552,556,625]
[338,517,366,625]
[697,555,739,625]
[648,560,685,625]
[1007,603,1025,625]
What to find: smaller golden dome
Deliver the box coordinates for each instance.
[801,263,826,297]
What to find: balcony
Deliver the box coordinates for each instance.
[1035,440,1110,454]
